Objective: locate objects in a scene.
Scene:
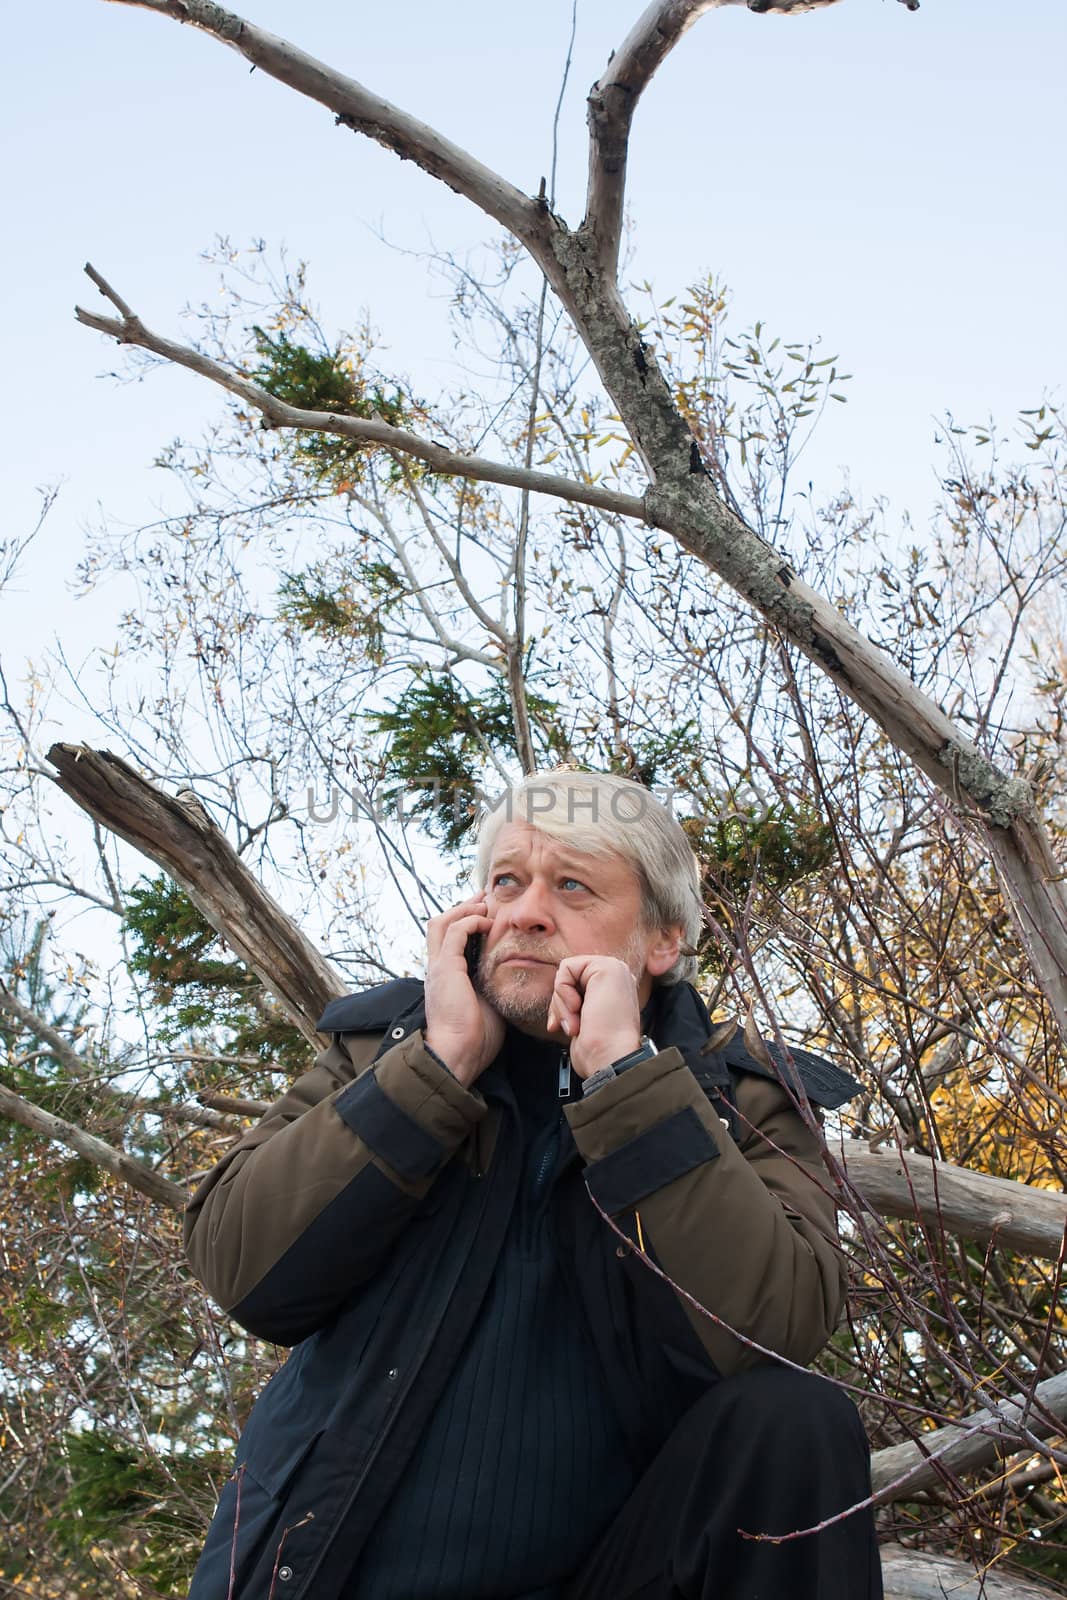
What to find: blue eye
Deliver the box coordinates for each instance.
[561,877,587,891]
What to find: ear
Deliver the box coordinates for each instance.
[644,923,684,979]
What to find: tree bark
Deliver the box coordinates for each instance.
[833,1137,1067,1262]
[46,743,343,1045]
[880,1548,1065,1600]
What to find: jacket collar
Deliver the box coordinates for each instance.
[371,976,716,1080]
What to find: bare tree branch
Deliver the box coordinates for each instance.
[585,1,718,274]
[0,983,97,1079]
[76,11,1067,1040]
[0,1077,187,1209]
[196,1090,270,1118]
[99,1,542,243]
[376,464,507,643]
[584,0,888,274]
[835,1137,1067,1262]
[0,987,236,1133]
[131,1097,236,1133]
[871,1368,1067,1501]
[45,743,343,1044]
[75,271,648,525]
[348,483,503,669]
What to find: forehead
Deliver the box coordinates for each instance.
[487,822,633,883]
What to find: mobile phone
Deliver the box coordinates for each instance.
[465,931,483,984]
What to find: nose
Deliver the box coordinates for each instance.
[505,880,557,935]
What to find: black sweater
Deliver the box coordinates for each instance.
[349,1029,635,1598]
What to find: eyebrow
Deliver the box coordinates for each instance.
[489,854,601,877]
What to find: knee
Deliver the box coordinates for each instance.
[686,1363,865,1451]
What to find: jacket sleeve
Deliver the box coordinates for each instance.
[183,1027,488,1345]
[564,1045,846,1378]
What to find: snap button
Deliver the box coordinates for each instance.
[720,1117,730,1129]
[278,1567,293,1582]
[390,1025,405,1039]
[616,1245,627,1258]
[387,1367,399,1381]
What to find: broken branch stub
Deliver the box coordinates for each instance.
[46,744,342,1045]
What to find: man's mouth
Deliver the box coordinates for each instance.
[498,954,554,967]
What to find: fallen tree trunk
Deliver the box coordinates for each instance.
[833,1137,1067,1262]
[46,743,343,1048]
[871,1369,1067,1502]
[881,1548,1065,1599]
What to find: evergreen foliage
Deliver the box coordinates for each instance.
[278,556,406,666]
[56,1429,223,1594]
[124,876,306,1079]
[250,327,416,486]
[367,668,568,850]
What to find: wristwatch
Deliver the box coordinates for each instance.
[581,1036,660,1098]
[607,1035,658,1074]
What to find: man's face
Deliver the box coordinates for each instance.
[476,821,664,1038]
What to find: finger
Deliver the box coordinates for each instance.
[426,898,488,959]
[439,912,493,965]
[546,992,573,1034]
[551,968,584,1010]
[549,973,582,1037]
[427,909,486,964]
[428,895,488,930]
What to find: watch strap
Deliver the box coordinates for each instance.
[609,1035,658,1074]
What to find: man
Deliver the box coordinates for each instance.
[185,770,881,1599]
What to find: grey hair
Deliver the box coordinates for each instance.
[473,769,704,986]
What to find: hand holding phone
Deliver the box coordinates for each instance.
[423,899,503,1087]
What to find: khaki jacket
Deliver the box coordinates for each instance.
[184,977,854,1600]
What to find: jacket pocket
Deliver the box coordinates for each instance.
[188,1427,361,1600]
[186,1453,288,1600]
[241,1427,321,1499]
[242,1425,363,1599]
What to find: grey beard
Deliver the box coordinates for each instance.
[475,952,553,1031]
[475,929,649,1035]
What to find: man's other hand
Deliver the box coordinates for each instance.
[423,896,505,1088]
[546,956,642,1081]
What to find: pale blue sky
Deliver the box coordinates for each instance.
[2,0,1065,692]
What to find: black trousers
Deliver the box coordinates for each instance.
[562,1366,883,1600]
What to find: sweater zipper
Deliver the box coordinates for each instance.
[532,1125,560,1201]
